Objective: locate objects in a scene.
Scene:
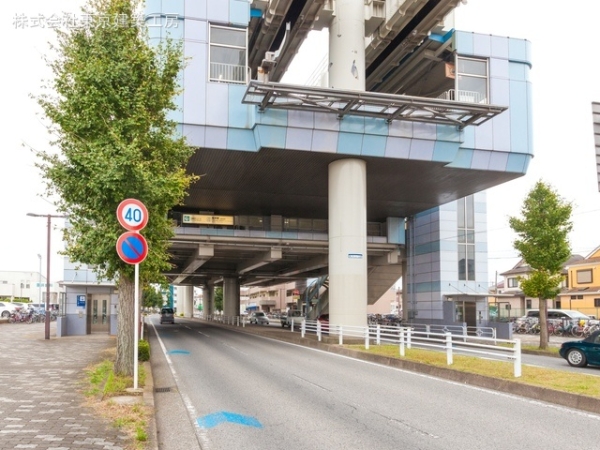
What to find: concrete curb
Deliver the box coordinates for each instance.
[143,360,159,450]
[209,322,600,415]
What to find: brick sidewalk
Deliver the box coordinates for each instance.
[0,322,130,450]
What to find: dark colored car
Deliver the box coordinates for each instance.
[559,330,600,367]
[160,307,175,324]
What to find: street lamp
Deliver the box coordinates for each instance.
[27,213,67,340]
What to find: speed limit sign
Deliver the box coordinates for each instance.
[116,199,149,231]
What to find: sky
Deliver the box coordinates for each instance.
[2,0,600,286]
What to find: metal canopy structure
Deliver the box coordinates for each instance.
[243,81,507,129]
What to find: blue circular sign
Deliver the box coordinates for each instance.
[116,231,148,264]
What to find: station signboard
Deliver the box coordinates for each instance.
[183,214,234,225]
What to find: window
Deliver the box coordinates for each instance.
[456,57,488,103]
[507,278,518,288]
[457,196,475,281]
[209,25,247,84]
[526,299,532,309]
[576,269,592,284]
[595,298,600,307]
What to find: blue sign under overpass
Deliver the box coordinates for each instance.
[77,295,86,307]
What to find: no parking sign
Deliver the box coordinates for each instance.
[116,231,148,264]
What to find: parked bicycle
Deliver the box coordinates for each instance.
[9,309,34,324]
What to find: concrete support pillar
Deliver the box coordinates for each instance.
[176,286,184,315]
[223,277,240,317]
[329,0,365,90]
[328,159,368,327]
[202,284,214,317]
[184,285,194,318]
[401,259,408,322]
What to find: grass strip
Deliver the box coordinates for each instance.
[346,345,600,398]
[83,359,151,450]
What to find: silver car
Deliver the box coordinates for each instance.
[249,311,269,325]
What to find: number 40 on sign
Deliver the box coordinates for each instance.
[116,198,149,231]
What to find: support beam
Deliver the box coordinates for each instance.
[278,255,329,277]
[237,247,282,274]
[173,245,214,284]
[370,250,401,266]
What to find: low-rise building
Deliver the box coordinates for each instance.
[558,246,600,318]
[0,270,53,304]
[490,252,600,319]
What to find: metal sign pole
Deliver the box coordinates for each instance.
[134,262,139,390]
[116,199,148,392]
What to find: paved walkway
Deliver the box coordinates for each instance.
[0,322,130,450]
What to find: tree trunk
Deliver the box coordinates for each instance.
[539,297,548,350]
[114,275,135,376]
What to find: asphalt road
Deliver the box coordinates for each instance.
[522,351,600,376]
[149,317,600,450]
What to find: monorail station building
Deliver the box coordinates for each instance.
[61,0,532,335]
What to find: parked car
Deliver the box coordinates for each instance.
[28,303,47,313]
[559,330,600,367]
[249,311,269,325]
[160,307,175,324]
[317,314,329,332]
[10,302,27,311]
[0,302,17,318]
[280,310,304,328]
[525,309,590,322]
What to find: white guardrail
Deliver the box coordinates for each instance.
[204,315,522,378]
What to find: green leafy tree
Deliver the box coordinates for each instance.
[509,181,572,349]
[143,285,164,310]
[36,0,197,375]
[214,287,223,312]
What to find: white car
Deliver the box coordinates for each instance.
[0,302,20,318]
[281,310,305,328]
[249,311,269,325]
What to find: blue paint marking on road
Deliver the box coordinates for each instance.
[196,411,262,429]
[167,349,190,355]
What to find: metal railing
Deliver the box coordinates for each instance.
[209,62,246,84]
[437,89,487,104]
[202,316,521,377]
[397,327,521,377]
[406,322,497,340]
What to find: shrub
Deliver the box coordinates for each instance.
[138,339,150,361]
